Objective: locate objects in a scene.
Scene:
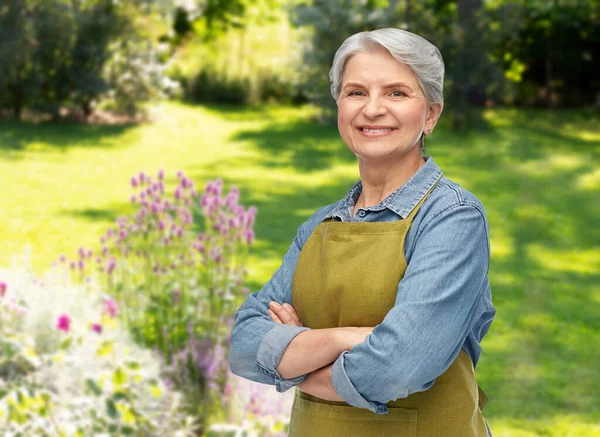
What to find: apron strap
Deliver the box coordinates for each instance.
[405,174,443,223]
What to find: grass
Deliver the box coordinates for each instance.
[1,101,599,436]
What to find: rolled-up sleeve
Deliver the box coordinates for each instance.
[229,219,313,392]
[331,203,491,414]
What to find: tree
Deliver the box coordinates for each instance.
[0,0,174,120]
[0,0,39,120]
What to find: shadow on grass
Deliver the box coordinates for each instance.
[0,120,138,156]
[231,118,354,172]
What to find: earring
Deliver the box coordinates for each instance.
[427,129,432,135]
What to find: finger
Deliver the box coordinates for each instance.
[282,303,303,326]
[268,309,282,324]
[271,303,299,326]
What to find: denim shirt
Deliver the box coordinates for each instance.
[229,156,496,415]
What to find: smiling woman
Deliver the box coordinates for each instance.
[230,28,495,437]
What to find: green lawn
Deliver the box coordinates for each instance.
[1,102,599,436]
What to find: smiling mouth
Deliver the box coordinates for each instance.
[358,127,396,133]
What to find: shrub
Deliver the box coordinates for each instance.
[58,172,257,430]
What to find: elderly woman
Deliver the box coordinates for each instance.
[229,28,495,436]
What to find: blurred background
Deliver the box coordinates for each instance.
[0,0,598,436]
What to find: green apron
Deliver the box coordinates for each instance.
[288,179,489,436]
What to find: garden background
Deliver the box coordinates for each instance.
[0,0,598,436]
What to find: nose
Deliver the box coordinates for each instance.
[362,95,387,119]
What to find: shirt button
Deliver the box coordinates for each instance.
[358,210,366,217]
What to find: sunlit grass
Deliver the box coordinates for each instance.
[1,101,599,436]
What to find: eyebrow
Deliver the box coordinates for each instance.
[342,81,413,90]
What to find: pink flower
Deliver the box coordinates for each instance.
[131,177,138,187]
[244,229,255,245]
[104,299,118,317]
[91,323,103,334]
[224,382,233,396]
[158,169,164,180]
[0,282,6,298]
[56,314,71,333]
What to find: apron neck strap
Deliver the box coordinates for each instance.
[405,174,443,223]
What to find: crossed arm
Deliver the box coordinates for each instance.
[267,301,373,402]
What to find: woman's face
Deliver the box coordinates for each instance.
[337,45,441,163]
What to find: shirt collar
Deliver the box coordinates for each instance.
[325,156,443,221]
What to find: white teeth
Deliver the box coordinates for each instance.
[362,128,393,133]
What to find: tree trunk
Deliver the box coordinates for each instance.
[11,87,23,121]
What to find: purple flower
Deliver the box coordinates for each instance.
[158,169,164,180]
[130,195,137,203]
[59,255,66,263]
[56,314,71,333]
[106,256,116,275]
[173,288,181,305]
[0,282,6,298]
[131,177,138,187]
[138,171,146,184]
[104,299,118,317]
[244,229,255,245]
[91,323,103,334]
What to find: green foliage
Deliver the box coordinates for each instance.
[487,3,600,107]
[0,0,172,120]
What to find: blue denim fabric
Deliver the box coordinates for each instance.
[229,156,495,417]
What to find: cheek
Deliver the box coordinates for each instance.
[337,104,354,132]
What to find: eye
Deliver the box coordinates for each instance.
[348,90,365,97]
[390,90,406,97]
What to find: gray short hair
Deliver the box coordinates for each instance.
[329,28,445,108]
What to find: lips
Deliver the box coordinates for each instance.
[357,125,397,132]
[356,125,397,137]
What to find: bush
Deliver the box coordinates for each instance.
[57,171,257,431]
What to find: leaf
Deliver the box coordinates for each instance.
[106,398,118,419]
[97,340,114,357]
[59,337,72,351]
[112,391,129,402]
[149,384,162,398]
[121,426,135,435]
[124,361,140,371]
[86,378,103,396]
[113,366,127,388]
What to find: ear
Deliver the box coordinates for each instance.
[425,103,443,133]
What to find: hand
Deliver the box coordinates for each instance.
[337,326,375,351]
[268,301,304,327]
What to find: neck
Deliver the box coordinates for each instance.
[355,152,426,209]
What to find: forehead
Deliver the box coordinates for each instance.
[341,46,418,88]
